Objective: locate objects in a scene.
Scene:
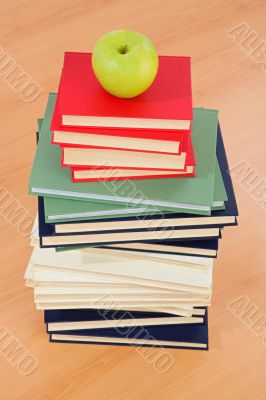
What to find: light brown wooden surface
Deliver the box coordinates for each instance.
[0,1,266,399]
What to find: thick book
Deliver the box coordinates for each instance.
[57,52,192,130]
[29,94,219,214]
[49,311,208,350]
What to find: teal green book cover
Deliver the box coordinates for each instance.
[29,93,219,214]
[44,161,226,222]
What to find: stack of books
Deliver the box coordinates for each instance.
[25,52,238,350]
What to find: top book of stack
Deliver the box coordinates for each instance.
[51,52,192,154]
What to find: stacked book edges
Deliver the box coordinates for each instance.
[25,52,238,350]
[26,246,211,349]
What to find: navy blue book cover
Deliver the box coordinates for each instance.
[38,198,221,248]
[49,310,208,350]
[101,238,220,257]
[45,307,207,325]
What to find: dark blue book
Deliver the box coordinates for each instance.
[38,197,221,248]
[49,309,208,350]
[45,307,207,328]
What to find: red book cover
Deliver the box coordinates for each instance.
[51,89,190,145]
[57,52,192,129]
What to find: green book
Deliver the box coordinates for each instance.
[44,161,226,222]
[29,93,219,215]
[44,196,160,222]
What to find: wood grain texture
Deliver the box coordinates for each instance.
[0,1,265,399]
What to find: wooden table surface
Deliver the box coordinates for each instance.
[0,1,265,399]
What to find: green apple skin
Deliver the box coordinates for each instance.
[92,29,158,98]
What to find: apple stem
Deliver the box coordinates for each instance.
[118,44,128,54]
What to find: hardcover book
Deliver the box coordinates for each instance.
[45,308,207,332]
[51,91,188,154]
[57,52,193,130]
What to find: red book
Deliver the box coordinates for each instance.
[51,91,189,154]
[61,128,195,171]
[70,131,196,182]
[57,52,192,130]
[71,167,195,182]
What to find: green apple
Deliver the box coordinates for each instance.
[92,29,158,98]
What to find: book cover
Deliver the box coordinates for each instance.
[58,52,192,130]
[51,92,188,153]
[44,158,222,223]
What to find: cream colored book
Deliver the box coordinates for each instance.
[29,278,210,295]
[36,302,200,315]
[34,286,191,295]
[28,266,211,295]
[30,247,213,289]
[48,316,203,332]
[28,278,202,296]
[80,247,212,270]
[36,298,210,308]
[34,293,210,304]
